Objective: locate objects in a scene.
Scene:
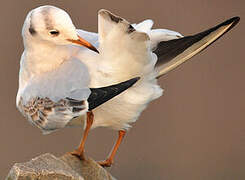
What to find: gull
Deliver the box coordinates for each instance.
[16,5,139,160]
[17,5,240,167]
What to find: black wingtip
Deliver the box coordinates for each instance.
[221,16,240,32]
[223,16,240,25]
[231,16,240,22]
[155,16,240,70]
[88,77,140,111]
[129,77,140,83]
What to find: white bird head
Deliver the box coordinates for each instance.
[22,5,98,53]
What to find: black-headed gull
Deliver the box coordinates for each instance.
[17,5,240,167]
[16,5,139,161]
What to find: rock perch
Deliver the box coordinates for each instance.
[6,153,116,180]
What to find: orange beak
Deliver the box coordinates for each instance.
[67,35,99,53]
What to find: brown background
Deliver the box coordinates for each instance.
[0,0,244,179]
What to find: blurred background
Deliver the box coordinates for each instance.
[0,0,244,179]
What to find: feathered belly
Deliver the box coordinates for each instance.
[91,79,163,130]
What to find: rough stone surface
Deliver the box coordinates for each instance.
[60,154,116,180]
[6,153,116,180]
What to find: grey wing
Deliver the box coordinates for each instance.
[154,17,240,78]
[18,58,91,134]
[21,58,91,102]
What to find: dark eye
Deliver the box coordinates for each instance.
[49,30,60,36]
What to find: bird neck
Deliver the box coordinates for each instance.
[24,42,73,75]
[18,42,75,93]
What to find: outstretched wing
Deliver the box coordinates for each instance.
[154,17,240,78]
[77,11,239,79]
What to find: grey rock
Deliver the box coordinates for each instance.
[60,154,116,180]
[6,153,116,180]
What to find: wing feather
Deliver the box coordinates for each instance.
[18,97,87,134]
[155,17,240,78]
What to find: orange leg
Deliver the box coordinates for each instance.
[98,130,126,167]
[70,111,94,160]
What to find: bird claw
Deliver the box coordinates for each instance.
[69,149,85,160]
[97,159,113,167]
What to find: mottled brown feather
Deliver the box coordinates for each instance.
[18,97,86,131]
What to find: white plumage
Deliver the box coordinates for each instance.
[16,6,92,134]
[16,6,139,134]
[16,5,239,166]
[74,10,185,130]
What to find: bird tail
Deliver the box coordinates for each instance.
[88,77,140,110]
[154,16,240,78]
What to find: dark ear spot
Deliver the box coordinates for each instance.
[29,27,36,35]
